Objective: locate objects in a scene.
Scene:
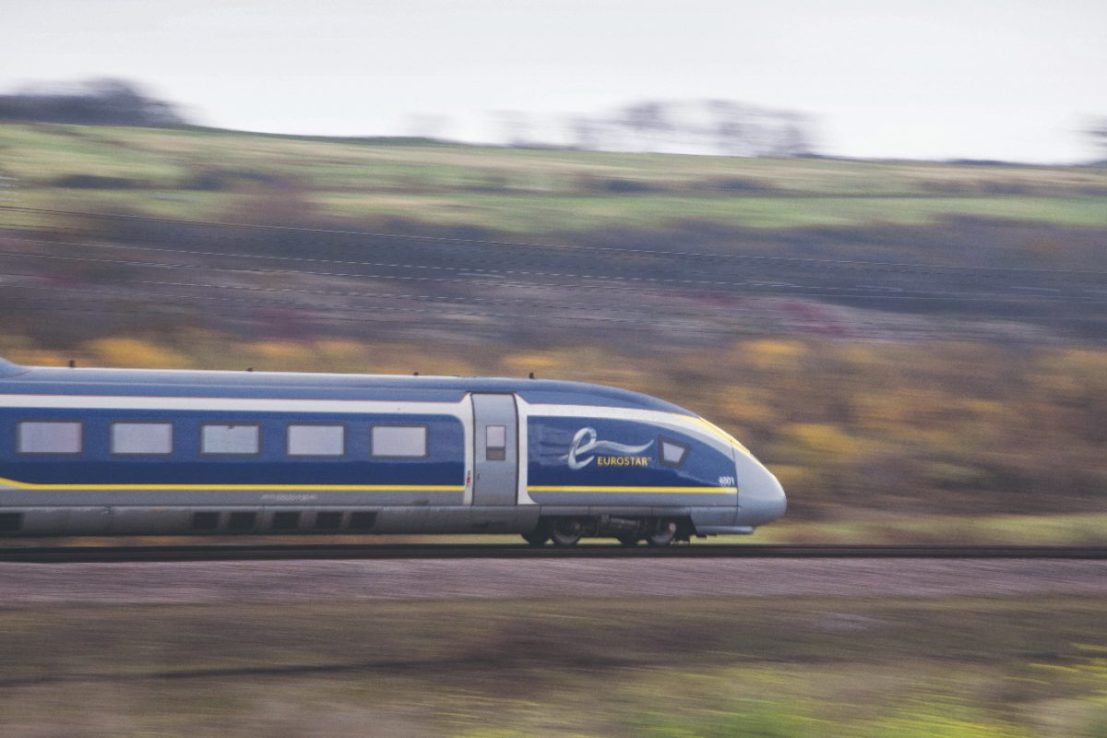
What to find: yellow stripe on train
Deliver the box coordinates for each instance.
[0,476,463,492]
[528,485,737,494]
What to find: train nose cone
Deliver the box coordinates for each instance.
[735,458,787,527]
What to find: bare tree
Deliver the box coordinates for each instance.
[569,115,603,150]
[769,112,815,157]
[0,77,185,127]
[707,100,754,156]
[619,101,673,150]
[1089,118,1107,163]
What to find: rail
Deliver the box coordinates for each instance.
[2,544,1106,564]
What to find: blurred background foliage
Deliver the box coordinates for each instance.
[1,111,1105,542]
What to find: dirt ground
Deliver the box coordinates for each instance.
[3,558,1107,605]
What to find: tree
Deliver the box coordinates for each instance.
[707,99,752,156]
[0,78,185,127]
[569,116,603,151]
[1089,118,1107,163]
[619,101,673,150]
[769,113,816,157]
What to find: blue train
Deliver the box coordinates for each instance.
[0,356,785,545]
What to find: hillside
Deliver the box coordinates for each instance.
[3,123,1107,232]
[1,122,1105,527]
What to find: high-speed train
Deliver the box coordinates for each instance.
[0,357,785,545]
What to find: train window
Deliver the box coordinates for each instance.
[18,421,82,454]
[371,426,426,458]
[227,511,256,532]
[287,425,345,456]
[111,422,173,455]
[349,511,377,531]
[272,511,300,531]
[191,512,220,531]
[659,437,688,468]
[201,424,260,455]
[314,511,343,530]
[486,425,507,461]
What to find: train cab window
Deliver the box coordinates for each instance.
[111,422,173,455]
[371,426,426,458]
[486,425,507,461]
[659,437,688,468]
[201,424,260,455]
[287,425,345,456]
[18,421,82,454]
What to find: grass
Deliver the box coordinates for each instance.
[748,512,1107,546]
[314,192,1107,231]
[0,597,1105,736]
[3,122,1106,233]
[10,187,1107,235]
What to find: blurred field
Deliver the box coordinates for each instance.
[0,596,1105,737]
[3,123,1106,232]
[9,188,1107,233]
[752,512,1107,546]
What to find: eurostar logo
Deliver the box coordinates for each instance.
[563,427,654,470]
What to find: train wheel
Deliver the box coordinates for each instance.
[647,520,678,547]
[550,518,583,547]
[522,525,550,546]
[616,533,640,546]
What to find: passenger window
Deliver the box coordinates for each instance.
[287,425,344,456]
[112,422,172,455]
[371,426,426,458]
[18,421,82,454]
[202,424,260,455]
[486,425,507,461]
[659,438,688,467]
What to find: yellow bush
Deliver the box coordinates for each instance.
[734,339,808,372]
[720,387,776,427]
[250,340,314,364]
[785,423,865,459]
[315,339,367,359]
[771,464,817,491]
[0,335,71,367]
[83,338,187,369]
[500,351,565,377]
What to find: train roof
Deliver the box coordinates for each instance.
[0,359,695,416]
[0,357,25,378]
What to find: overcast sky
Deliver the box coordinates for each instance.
[5,0,1106,162]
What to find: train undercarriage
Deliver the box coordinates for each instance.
[523,515,694,547]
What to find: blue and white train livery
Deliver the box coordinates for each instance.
[0,357,786,545]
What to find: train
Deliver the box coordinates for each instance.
[0,356,786,545]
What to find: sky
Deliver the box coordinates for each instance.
[4,0,1106,162]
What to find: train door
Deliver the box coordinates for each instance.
[471,394,518,506]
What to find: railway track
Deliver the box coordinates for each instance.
[2,543,1106,564]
